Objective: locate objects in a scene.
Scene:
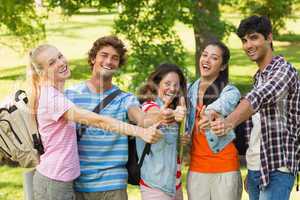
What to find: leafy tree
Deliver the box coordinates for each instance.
[113,0,187,89]
[1,0,299,88]
[20,0,234,88]
[0,0,46,52]
[97,0,234,87]
[238,0,297,35]
[176,0,234,76]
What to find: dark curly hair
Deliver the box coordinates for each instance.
[88,36,127,70]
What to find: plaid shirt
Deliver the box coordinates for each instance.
[245,56,300,188]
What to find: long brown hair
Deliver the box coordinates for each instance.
[138,63,187,109]
[201,39,230,105]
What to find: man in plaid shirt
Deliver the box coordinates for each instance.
[211,15,300,200]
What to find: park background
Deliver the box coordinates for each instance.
[0,0,300,199]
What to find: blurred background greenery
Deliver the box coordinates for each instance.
[1,1,300,199]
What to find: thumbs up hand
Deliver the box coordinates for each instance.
[174,96,187,122]
[142,122,163,144]
[198,108,221,131]
[206,109,221,122]
[160,98,175,124]
[198,105,209,130]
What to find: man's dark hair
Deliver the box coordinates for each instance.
[88,35,127,70]
[237,15,273,49]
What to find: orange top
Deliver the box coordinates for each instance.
[189,105,240,173]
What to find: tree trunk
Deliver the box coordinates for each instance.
[192,0,222,77]
[193,22,212,77]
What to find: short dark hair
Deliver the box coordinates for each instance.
[88,36,127,69]
[203,39,230,85]
[236,15,273,50]
[237,15,272,39]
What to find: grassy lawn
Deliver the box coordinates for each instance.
[0,165,299,200]
[1,8,300,200]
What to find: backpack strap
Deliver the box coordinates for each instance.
[77,89,122,141]
[14,90,44,155]
[297,173,299,191]
[93,89,122,114]
[138,143,151,168]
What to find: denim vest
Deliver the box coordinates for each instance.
[186,79,241,153]
[136,98,179,196]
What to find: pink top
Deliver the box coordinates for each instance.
[36,85,80,182]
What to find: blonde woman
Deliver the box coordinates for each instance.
[27,44,162,200]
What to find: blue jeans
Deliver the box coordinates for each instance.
[247,169,295,200]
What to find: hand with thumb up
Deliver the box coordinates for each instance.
[174,96,187,122]
[142,123,163,144]
[160,98,175,124]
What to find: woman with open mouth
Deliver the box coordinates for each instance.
[186,39,242,200]
[27,44,163,200]
[136,63,189,200]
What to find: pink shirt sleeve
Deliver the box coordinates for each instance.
[37,86,80,182]
[38,86,74,122]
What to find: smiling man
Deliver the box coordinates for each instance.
[64,36,169,200]
[210,16,300,200]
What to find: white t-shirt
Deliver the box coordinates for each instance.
[246,74,290,172]
[246,112,261,170]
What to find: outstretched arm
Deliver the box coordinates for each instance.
[128,105,175,128]
[63,105,162,144]
[211,99,254,136]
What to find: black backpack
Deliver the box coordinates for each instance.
[233,121,247,156]
[76,89,151,185]
[126,137,151,185]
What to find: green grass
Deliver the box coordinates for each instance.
[1,8,300,200]
[0,165,25,200]
[0,165,299,200]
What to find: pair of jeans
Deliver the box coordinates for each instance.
[247,169,295,200]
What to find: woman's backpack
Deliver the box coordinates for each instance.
[0,90,43,167]
[126,136,150,185]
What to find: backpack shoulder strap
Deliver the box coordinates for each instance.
[77,89,123,141]
[93,89,122,113]
[138,143,151,168]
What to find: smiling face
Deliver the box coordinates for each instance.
[157,72,180,105]
[36,46,70,83]
[91,45,120,79]
[241,32,272,65]
[199,45,225,81]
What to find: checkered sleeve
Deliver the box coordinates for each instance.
[245,62,294,112]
